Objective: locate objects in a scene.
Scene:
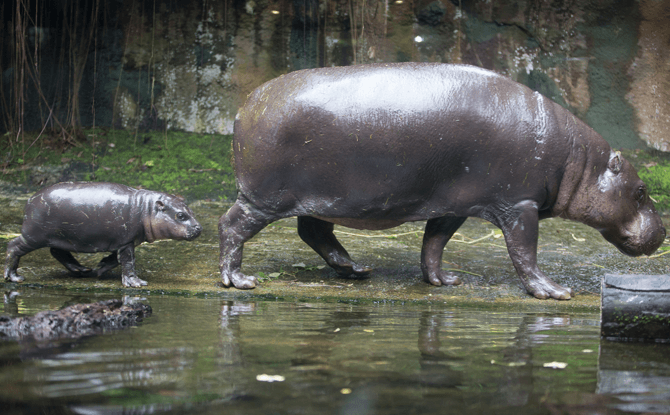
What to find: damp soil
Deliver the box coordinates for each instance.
[2,194,668,312]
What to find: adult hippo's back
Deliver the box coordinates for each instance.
[218,63,665,299]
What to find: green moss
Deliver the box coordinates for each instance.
[0,129,237,201]
[638,162,670,213]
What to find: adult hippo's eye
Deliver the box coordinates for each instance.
[176,212,189,221]
[636,185,647,202]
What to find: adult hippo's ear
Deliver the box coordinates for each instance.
[608,151,623,174]
[156,200,167,212]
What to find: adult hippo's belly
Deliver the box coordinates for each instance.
[218,62,666,300]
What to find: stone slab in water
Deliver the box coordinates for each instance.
[601,274,670,342]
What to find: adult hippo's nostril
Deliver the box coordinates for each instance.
[644,226,666,256]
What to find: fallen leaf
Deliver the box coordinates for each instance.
[571,234,586,242]
[543,361,568,369]
[256,374,285,382]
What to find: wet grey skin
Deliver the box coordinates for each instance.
[219,62,666,300]
[4,182,202,287]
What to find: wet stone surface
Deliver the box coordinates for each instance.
[1,194,669,312]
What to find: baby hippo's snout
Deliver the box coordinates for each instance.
[187,223,203,241]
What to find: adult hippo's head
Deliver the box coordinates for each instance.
[576,151,665,257]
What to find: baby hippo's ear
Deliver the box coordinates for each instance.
[155,200,167,211]
[608,151,623,174]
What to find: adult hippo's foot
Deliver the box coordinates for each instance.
[297,216,373,279]
[526,280,573,300]
[424,270,462,287]
[523,275,574,300]
[333,263,373,278]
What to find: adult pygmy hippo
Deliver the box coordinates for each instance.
[4,182,202,287]
[219,62,666,300]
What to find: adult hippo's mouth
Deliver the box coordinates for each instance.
[602,225,666,257]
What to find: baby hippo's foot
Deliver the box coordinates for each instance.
[122,274,148,288]
[221,271,257,290]
[4,270,25,283]
[425,270,463,287]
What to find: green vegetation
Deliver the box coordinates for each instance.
[638,162,670,214]
[1,129,237,201]
[2,130,670,214]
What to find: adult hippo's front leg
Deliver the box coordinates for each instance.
[494,200,573,300]
[218,200,274,289]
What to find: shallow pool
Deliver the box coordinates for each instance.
[1,287,669,414]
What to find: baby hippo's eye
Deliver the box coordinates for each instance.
[176,212,189,221]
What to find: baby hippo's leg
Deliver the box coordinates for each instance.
[118,245,147,288]
[50,248,93,274]
[4,236,37,283]
[91,252,120,277]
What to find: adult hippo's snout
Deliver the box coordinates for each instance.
[602,213,666,257]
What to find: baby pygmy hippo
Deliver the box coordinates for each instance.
[4,182,202,287]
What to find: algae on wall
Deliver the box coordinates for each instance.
[1,0,669,151]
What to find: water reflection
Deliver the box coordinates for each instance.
[598,341,670,413]
[0,293,669,414]
[3,291,20,315]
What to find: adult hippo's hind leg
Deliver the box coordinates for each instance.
[496,200,573,300]
[218,200,274,289]
[297,216,372,277]
[421,216,467,286]
[50,248,93,274]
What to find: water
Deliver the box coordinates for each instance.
[1,288,669,414]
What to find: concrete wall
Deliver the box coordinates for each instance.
[2,0,669,150]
